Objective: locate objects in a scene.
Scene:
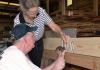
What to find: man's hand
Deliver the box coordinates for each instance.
[53,50,65,70]
[42,47,66,70]
[56,46,65,52]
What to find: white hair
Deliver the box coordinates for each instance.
[19,0,40,13]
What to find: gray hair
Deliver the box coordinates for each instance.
[19,0,40,13]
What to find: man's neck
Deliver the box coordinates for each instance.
[14,40,27,54]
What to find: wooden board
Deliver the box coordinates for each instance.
[43,49,100,70]
[43,37,100,57]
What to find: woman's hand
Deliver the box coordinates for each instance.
[60,32,70,44]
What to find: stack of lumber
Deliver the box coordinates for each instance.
[51,16,100,37]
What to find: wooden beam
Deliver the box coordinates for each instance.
[73,0,78,10]
[44,37,100,58]
[43,49,100,70]
[46,0,49,14]
[43,37,100,70]
[43,50,95,69]
[61,0,66,15]
[93,0,98,16]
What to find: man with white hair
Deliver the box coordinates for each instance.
[0,24,65,70]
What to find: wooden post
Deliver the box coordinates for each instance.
[46,0,49,14]
[93,0,98,16]
[73,0,78,10]
[59,0,62,12]
[61,0,66,15]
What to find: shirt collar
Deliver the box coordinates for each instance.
[19,12,39,24]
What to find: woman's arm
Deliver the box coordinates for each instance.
[48,22,70,44]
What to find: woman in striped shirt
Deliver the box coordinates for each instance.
[14,0,70,67]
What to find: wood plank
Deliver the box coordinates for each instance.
[43,50,95,69]
[94,57,100,70]
[44,37,100,57]
[43,37,100,69]
[73,37,100,57]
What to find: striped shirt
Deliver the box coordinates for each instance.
[14,7,53,41]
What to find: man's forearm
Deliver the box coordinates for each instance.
[42,61,56,70]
